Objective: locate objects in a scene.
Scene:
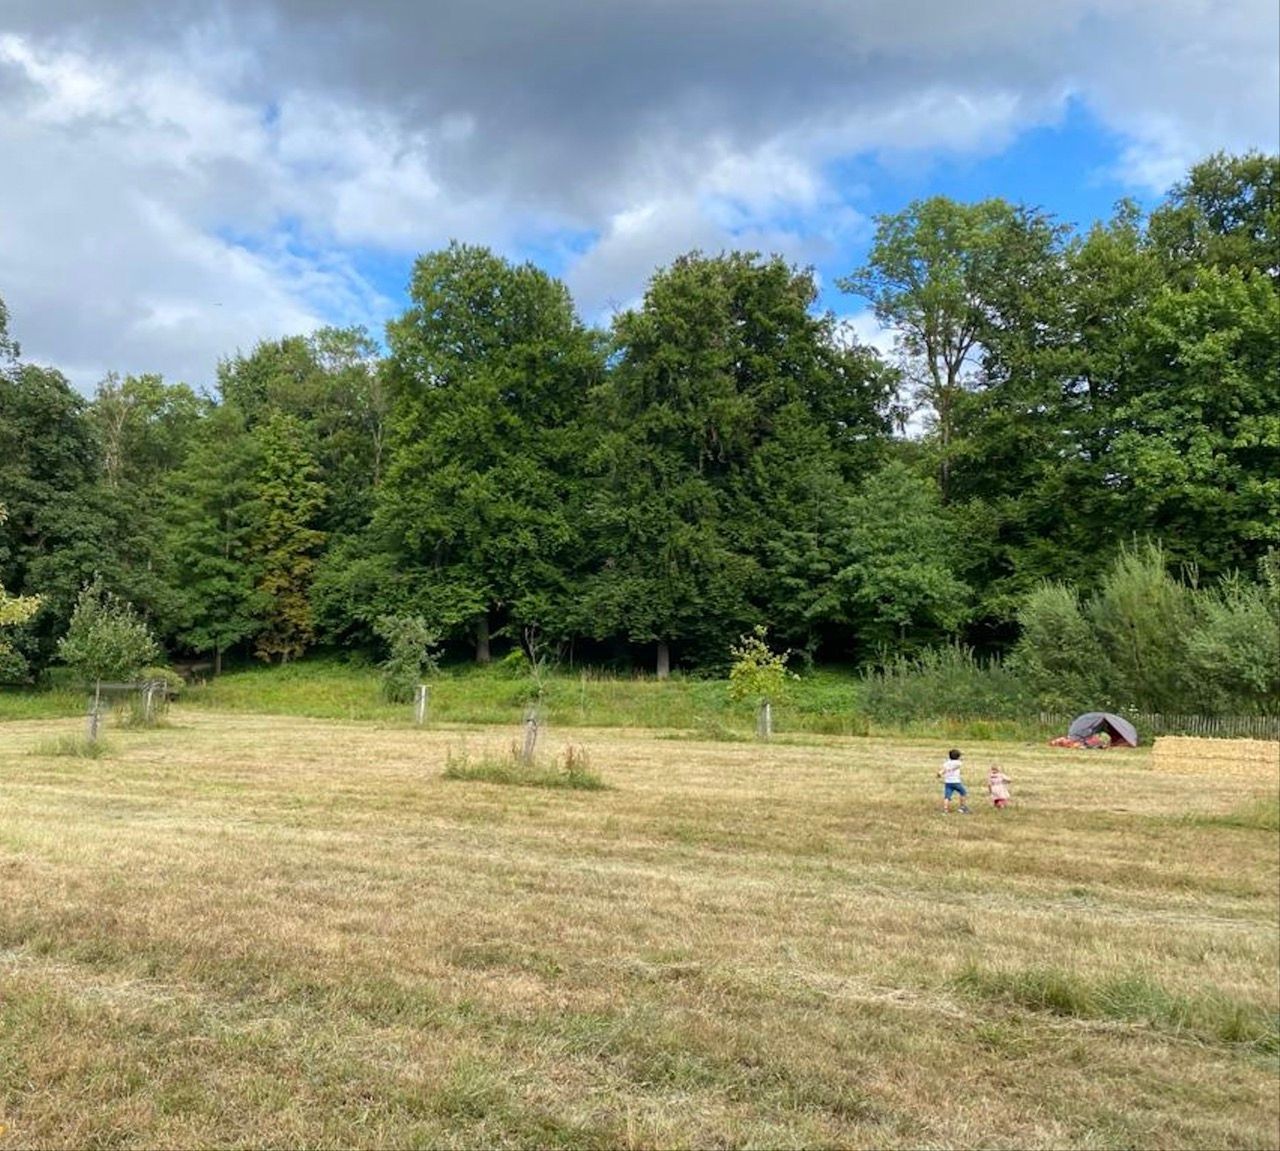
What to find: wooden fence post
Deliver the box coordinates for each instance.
[414,684,428,726]
[521,706,540,765]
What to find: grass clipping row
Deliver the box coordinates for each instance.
[1151,736,1280,777]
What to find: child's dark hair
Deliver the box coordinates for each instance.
[948,748,962,760]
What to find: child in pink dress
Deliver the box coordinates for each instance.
[987,766,1012,809]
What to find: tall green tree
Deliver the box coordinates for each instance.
[840,197,1066,497]
[1111,269,1280,576]
[0,296,18,365]
[584,251,890,672]
[734,404,857,654]
[164,404,263,673]
[1147,151,1280,283]
[826,461,970,654]
[250,411,326,663]
[947,201,1164,621]
[87,372,202,637]
[218,327,387,536]
[378,243,600,660]
[0,503,41,681]
[0,363,116,668]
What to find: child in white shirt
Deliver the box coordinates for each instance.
[937,748,970,814]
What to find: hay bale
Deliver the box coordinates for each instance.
[1150,736,1280,778]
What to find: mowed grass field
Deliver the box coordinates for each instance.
[1,712,1277,1150]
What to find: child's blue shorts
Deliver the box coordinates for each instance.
[944,781,967,799]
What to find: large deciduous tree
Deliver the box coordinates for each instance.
[827,461,970,654]
[0,363,116,667]
[218,327,387,536]
[164,404,263,674]
[87,372,201,637]
[250,411,326,663]
[1147,151,1280,283]
[0,503,41,681]
[1112,269,1280,576]
[378,243,600,661]
[840,197,1066,497]
[583,251,890,672]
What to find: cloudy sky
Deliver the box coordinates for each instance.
[1,0,1277,393]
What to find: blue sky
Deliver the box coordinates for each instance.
[345,98,1173,344]
[0,2,1276,391]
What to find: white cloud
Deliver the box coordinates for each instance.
[0,1,1275,389]
[837,310,899,360]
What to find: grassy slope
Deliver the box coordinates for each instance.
[0,712,1276,1149]
[1,658,1044,740]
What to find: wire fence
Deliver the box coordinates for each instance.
[1039,712,1280,741]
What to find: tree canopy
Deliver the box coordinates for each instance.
[0,152,1275,714]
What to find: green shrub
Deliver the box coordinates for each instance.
[1089,542,1195,713]
[859,645,1032,723]
[1183,575,1280,715]
[1009,582,1103,711]
[140,666,185,697]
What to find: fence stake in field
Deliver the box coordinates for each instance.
[757,700,773,740]
[414,684,429,726]
[521,706,540,764]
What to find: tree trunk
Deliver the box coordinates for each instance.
[937,380,955,502]
[475,615,491,665]
[656,640,670,680]
[214,646,223,677]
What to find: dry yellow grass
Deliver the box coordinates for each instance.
[1151,736,1280,778]
[0,712,1277,1150]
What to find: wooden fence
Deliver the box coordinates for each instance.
[1039,712,1280,741]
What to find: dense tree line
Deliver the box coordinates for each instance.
[1,153,1276,710]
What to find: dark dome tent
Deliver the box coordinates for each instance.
[1067,712,1139,748]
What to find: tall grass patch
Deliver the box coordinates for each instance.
[442,742,607,791]
[1179,796,1280,832]
[31,733,111,758]
[954,964,1280,1054]
[0,686,84,722]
